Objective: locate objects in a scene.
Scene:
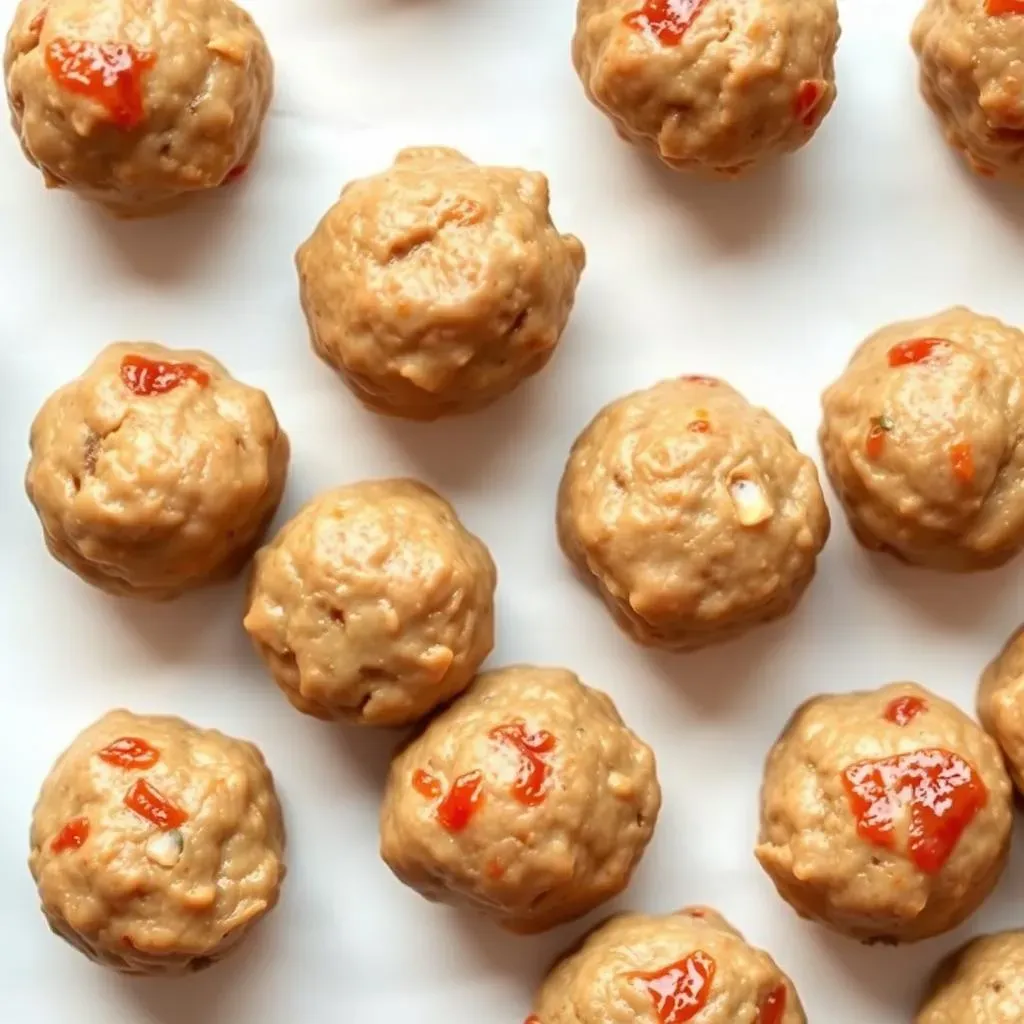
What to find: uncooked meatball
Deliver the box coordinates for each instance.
[820,307,1024,571]
[4,0,272,216]
[756,682,1012,943]
[379,666,660,933]
[26,342,289,601]
[572,0,840,175]
[30,709,285,974]
[978,625,1024,794]
[244,479,496,727]
[557,377,830,651]
[530,907,806,1023]
[295,146,586,420]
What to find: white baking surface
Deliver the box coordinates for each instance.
[2,0,1024,1020]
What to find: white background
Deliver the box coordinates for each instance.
[2,0,1023,1020]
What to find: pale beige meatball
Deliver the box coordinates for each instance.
[756,682,1013,944]
[26,342,289,601]
[30,710,285,974]
[295,146,586,420]
[820,307,1024,571]
[978,625,1024,793]
[572,0,840,175]
[557,377,830,651]
[379,666,660,933]
[243,479,496,727]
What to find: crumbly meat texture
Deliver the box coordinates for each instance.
[4,0,272,216]
[978,625,1024,794]
[26,341,289,601]
[30,710,285,974]
[819,307,1024,571]
[379,666,660,933]
[756,682,1012,943]
[557,377,830,651]
[244,479,496,727]
[295,146,586,420]
[572,0,840,175]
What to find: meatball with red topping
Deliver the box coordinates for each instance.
[978,625,1024,794]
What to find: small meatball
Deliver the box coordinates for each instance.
[572,0,840,175]
[244,479,496,727]
[820,307,1024,571]
[978,625,1024,794]
[379,666,660,933]
[557,377,830,651]
[4,0,272,216]
[30,709,285,974]
[756,682,1012,943]
[295,146,586,420]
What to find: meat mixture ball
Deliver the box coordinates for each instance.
[379,666,660,933]
[4,0,272,216]
[756,682,1013,944]
[295,146,586,420]
[30,710,285,974]
[557,377,830,651]
[820,307,1024,571]
[244,479,496,727]
[26,342,289,601]
[978,625,1024,794]
[572,0,840,175]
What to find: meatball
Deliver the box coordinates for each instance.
[756,682,1012,943]
[295,146,586,420]
[30,709,285,974]
[26,341,289,601]
[243,479,496,727]
[379,666,660,933]
[572,0,840,176]
[820,307,1024,571]
[530,907,806,1023]
[557,377,830,651]
[978,625,1024,794]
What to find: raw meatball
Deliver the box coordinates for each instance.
[530,907,806,1023]
[295,146,586,420]
[820,307,1024,571]
[756,682,1012,943]
[30,709,285,974]
[379,666,660,933]
[978,625,1024,794]
[244,479,496,727]
[572,0,840,175]
[557,377,830,651]
[26,342,289,601]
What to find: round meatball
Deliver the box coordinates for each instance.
[572,0,840,176]
[379,666,660,933]
[557,377,830,651]
[26,341,289,601]
[243,479,496,727]
[295,146,586,420]
[30,709,285,974]
[978,625,1024,794]
[756,682,1013,944]
[530,907,806,1023]
[820,307,1024,571]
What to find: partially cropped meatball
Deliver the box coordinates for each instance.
[558,377,830,651]
[820,307,1024,571]
[296,146,586,420]
[30,710,285,974]
[379,666,660,933]
[26,342,289,600]
[4,0,272,216]
[572,0,840,175]
[979,625,1024,794]
[756,682,1012,943]
[244,479,496,727]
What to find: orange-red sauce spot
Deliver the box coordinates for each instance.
[624,0,710,45]
[950,442,976,484]
[628,951,716,1023]
[679,375,718,385]
[486,859,506,880]
[120,355,210,396]
[223,164,249,184]
[525,1018,542,1024]
[687,419,711,433]
[866,422,887,460]
[29,8,46,33]
[124,779,188,830]
[437,770,485,832]
[887,338,947,368]
[490,722,557,806]
[412,769,442,800]
[987,0,1024,14]
[757,985,788,1024]
[51,816,89,853]
[98,736,160,770]
[884,696,927,727]
[795,80,824,127]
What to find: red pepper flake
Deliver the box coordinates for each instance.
[437,770,485,832]
[628,951,716,1023]
[624,0,710,45]
[98,737,160,770]
[490,722,557,806]
[525,1018,542,1024]
[687,419,711,434]
[51,817,89,853]
[486,859,506,880]
[120,354,210,396]
[950,442,975,484]
[757,985,788,1024]
[223,163,249,184]
[865,417,892,460]
[884,696,927,727]
[987,0,1024,14]
[794,80,824,127]
[124,779,188,830]
[887,338,947,368]
[412,769,442,801]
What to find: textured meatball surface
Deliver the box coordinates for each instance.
[979,625,1024,794]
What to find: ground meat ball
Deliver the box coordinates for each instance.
[295,146,586,420]
[379,666,660,933]
[557,377,830,651]
[26,341,289,601]
[820,307,1024,571]
[243,479,496,727]
[756,682,1012,943]
[572,0,840,175]
[978,625,1024,794]
[30,709,285,974]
